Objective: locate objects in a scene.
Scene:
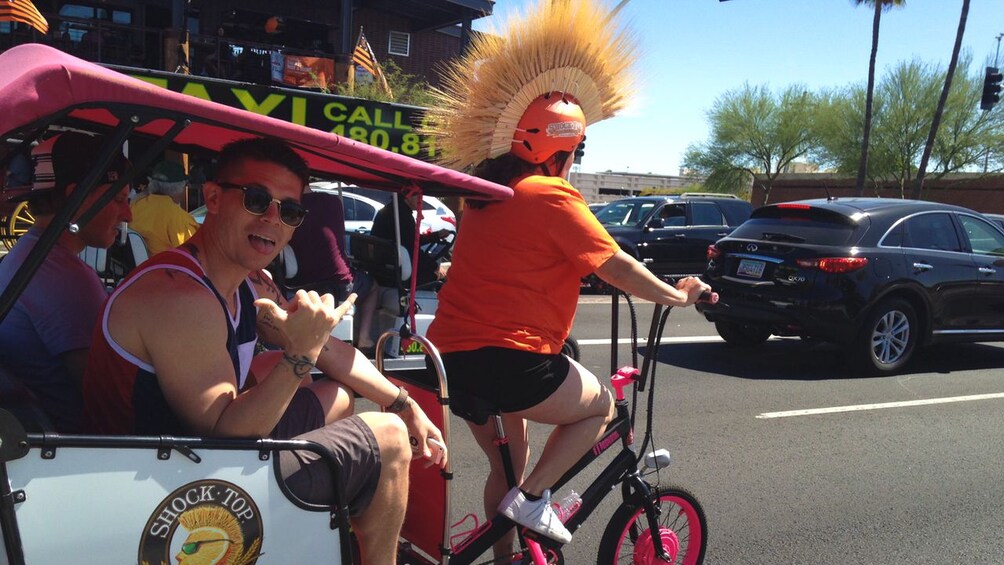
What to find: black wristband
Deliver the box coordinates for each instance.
[386,386,409,413]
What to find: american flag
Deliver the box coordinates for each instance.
[0,0,48,34]
[352,28,392,98]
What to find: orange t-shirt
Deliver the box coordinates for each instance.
[427,175,619,354]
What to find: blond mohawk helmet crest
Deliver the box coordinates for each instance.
[422,0,637,170]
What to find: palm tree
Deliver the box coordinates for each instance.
[854,0,906,196]
[911,0,970,200]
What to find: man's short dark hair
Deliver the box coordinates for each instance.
[213,138,310,189]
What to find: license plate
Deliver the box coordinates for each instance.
[736,259,765,279]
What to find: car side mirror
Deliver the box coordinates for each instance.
[647,218,664,229]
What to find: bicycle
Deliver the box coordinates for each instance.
[376,289,710,565]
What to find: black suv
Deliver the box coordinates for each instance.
[697,198,1004,374]
[593,194,753,276]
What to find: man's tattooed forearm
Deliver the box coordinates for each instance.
[282,352,314,378]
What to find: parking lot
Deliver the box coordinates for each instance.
[442,297,1004,564]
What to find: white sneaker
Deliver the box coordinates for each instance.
[498,487,572,544]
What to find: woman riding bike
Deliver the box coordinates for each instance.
[422,0,712,557]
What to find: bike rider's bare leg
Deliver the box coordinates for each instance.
[466,414,529,559]
[308,378,356,423]
[351,412,411,565]
[512,357,614,497]
[354,286,380,350]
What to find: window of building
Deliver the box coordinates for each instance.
[388,31,410,57]
[57,4,132,43]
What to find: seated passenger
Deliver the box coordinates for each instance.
[83,138,446,564]
[130,160,199,255]
[287,189,378,352]
[371,192,451,287]
[0,132,132,432]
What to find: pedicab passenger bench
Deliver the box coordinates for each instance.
[0,362,354,565]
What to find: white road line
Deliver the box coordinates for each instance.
[757,393,1004,419]
[576,336,725,345]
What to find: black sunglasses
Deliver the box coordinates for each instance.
[216,182,307,227]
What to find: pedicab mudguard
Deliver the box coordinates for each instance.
[0,411,352,565]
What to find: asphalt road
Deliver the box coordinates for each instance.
[427,295,1004,564]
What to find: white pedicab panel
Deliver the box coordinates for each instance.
[5,446,340,564]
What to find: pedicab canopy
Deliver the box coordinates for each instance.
[0,43,513,201]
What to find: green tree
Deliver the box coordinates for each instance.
[912,0,970,199]
[812,86,869,175]
[332,59,437,107]
[925,54,1004,175]
[869,60,942,196]
[816,57,1003,193]
[853,0,906,196]
[683,84,818,203]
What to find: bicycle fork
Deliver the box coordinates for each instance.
[623,472,674,562]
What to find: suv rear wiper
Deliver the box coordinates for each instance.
[760,232,805,243]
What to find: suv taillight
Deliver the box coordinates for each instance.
[796,257,868,273]
[707,245,721,261]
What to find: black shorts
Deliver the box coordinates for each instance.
[434,347,570,422]
[273,389,381,517]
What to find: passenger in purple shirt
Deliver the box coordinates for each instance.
[0,132,132,431]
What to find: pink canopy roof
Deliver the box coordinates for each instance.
[0,43,511,201]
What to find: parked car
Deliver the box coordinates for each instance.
[419,194,458,235]
[308,183,385,234]
[588,202,609,214]
[311,182,457,235]
[697,198,1004,374]
[984,212,1004,231]
[593,193,753,276]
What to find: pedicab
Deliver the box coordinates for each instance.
[0,43,512,565]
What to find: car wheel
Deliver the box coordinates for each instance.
[561,336,581,362]
[854,298,918,375]
[714,320,771,346]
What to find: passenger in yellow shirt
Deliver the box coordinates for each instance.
[130,161,199,255]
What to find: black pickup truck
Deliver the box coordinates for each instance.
[591,194,753,277]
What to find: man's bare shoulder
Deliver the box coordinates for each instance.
[106,268,227,365]
[114,268,221,320]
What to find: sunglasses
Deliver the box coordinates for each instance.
[216,182,307,227]
[180,538,234,555]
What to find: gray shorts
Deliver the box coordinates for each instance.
[273,388,381,517]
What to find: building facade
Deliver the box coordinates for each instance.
[1,1,492,89]
[569,170,701,203]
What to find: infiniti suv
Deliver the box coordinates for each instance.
[697,198,1004,375]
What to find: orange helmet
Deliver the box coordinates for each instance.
[510,92,586,165]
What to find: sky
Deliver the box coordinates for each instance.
[476,0,1004,177]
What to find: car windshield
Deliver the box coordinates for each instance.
[595,200,657,227]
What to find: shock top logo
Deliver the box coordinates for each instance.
[139,479,263,565]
